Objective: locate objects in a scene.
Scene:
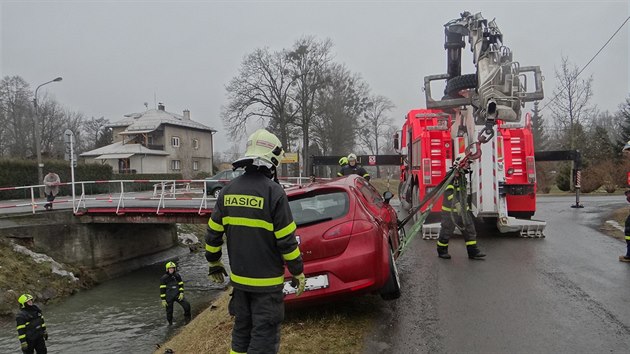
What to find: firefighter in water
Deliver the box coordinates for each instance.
[205,129,305,354]
[16,294,48,354]
[336,156,348,176]
[339,153,370,181]
[437,158,486,260]
[160,261,191,325]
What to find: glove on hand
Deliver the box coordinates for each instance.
[21,342,29,352]
[43,331,48,341]
[177,293,184,301]
[208,261,228,284]
[161,300,168,308]
[291,273,306,297]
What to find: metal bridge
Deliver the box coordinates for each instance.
[0,177,316,218]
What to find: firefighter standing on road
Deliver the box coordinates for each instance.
[339,153,370,181]
[437,158,486,260]
[160,261,191,325]
[620,190,630,262]
[16,294,48,354]
[205,129,305,354]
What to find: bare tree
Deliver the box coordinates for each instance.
[0,76,33,158]
[287,36,333,175]
[83,116,112,150]
[357,95,394,177]
[312,63,369,158]
[548,57,596,150]
[222,48,297,149]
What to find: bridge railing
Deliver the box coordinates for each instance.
[0,176,334,215]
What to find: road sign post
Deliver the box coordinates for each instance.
[64,129,76,211]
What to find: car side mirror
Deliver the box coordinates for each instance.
[383,191,394,204]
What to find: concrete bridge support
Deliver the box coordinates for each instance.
[0,211,183,278]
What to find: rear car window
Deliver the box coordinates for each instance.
[289,191,349,226]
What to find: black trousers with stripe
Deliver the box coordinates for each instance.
[438,211,477,244]
[229,288,284,354]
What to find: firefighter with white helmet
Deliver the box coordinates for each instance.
[205,128,305,354]
[339,153,371,181]
[160,261,191,325]
[16,293,48,353]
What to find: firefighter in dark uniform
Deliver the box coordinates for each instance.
[620,190,630,262]
[205,129,305,354]
[339,153,370,181]
[336,156,348,176]
[437,158,486,260]
[16,294,47,354]
[160,261,191,325]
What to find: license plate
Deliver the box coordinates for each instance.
[283,274,329,295]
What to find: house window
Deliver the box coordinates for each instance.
[171,136,180,147]
[193,160,199,171]
[171,160,181,171]
[193,138,199,150]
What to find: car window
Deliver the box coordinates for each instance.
[357,180,384,207]
[213,171,226,180]
[289,191,349,226]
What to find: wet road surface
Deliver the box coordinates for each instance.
[365,195,630,353]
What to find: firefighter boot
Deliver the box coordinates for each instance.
[437,241,451,259]
[467,245,486,260]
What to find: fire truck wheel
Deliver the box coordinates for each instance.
[445,73,478,97]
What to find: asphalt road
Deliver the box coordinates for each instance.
[365,195,630,353]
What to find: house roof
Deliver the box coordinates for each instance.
[108,108,216,133]
[80,141,170,157]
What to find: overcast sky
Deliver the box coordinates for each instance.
[1,0,628,154]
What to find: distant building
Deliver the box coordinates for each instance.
[81,103,216,178]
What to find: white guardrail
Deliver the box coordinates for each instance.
[0,177,318,216]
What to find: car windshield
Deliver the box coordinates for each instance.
[289,191,349,226]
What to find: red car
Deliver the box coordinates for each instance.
[282,174,401,305]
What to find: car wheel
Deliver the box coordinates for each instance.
[212,188,222,199]
[380,247,401,300]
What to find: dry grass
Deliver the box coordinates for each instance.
[370,178,400,196]
[156,289,381,354]
[601,206,629,240]
[0,238,87,316]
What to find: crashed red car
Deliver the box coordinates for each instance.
[282,174,401,305]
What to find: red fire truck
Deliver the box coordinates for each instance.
[398,107,545,238]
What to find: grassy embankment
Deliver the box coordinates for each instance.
[600,206,628,240]
[156,290,381,354]
[157,178,398,353]
[0,238,90,316]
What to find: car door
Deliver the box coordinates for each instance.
[355,179,400,252]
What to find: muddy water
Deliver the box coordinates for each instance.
[0,249,224,353]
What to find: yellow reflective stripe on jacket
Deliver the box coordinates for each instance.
[363,173,370,177]
[282,247,301,261]
[437,240,448,247]
[337,172,343,176]
[159,285,166,288]
[18,334,26,339]
[466,240,477,246]
[230,349,246,354]
[160,294,166,298]
[275,222,297,239]
[179,288,184,291]
[230,273,284,287]
[222,216,273,231]
[447,194,454,200]
[205,243,221,253]
[625,236,630,240]
[208,218,224,232]
[442,206,452,211]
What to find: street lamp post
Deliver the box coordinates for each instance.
[33,77,62,192]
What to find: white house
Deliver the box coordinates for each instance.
[81,103,216,178]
